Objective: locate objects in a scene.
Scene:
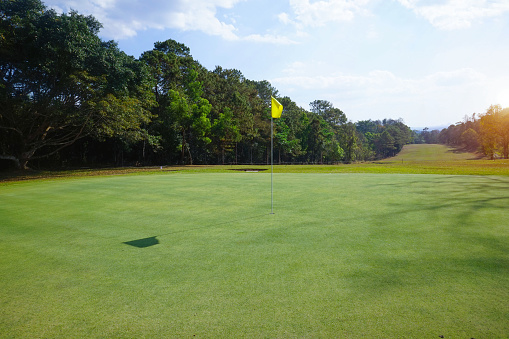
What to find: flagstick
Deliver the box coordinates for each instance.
[271,116,274,214]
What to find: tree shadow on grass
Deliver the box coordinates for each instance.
[446,146,485,159]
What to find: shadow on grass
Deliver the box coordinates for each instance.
[446,146,485,159]
[123,214,268,248]
[123,236,159,248]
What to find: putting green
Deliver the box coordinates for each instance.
[1,173,508,337]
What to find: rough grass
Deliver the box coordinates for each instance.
[2,144,508,182]
[1,170,508,337]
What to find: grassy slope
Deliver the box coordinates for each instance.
[388,143,476,161]
[0,145,508,337]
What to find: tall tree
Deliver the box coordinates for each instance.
[375,130,395,158]
[459,128,479,151]
[498,108,509,159]
[141,40,211,164]
[479,105,502,160]
[338,122,357,163]
[310,100,347,126]
[0,0,154,169]
[204,67,266,163]
[274,97,306,163]
[211,108,241,164]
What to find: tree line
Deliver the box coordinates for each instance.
[1,0,415,170]
[433,105,509,159]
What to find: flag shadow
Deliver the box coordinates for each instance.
[123,236,159,248]
[122,213,269,248]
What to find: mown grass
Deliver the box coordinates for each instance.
[0,144,508,337]
[1,178,508,336]
[389,144,477,161]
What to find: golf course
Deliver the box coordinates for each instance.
[1,144,508,337]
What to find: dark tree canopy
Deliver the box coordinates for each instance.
[0,0,154,169]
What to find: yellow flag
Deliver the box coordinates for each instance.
[271,96,283,118]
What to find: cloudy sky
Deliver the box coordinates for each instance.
[45,0,509,128]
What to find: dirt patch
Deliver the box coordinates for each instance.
[229,168,268,172]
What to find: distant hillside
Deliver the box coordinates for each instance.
[411,125,449,131]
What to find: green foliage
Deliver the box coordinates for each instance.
[355,119,412,160]
[460,128,479,151]
[441,105,509,160]
[438,107,509,160]
[1,1,417,169]
[310,99,347,126]
[0,0,154,169]
[211,108,241,163]
[141,42,212,164]
[480,105,502,160]
[6,1,507,169]
[500,109,509,159]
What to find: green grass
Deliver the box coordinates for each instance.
[388,144,476,161]
[1,170,508,337]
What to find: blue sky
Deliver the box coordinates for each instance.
[45,0,509,128]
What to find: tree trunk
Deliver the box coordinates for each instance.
[181,129,186,165]
[21,159,29,170]
[19,149,36,169]
[187,144,193,165]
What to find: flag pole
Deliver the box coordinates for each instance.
[271,116,274,214]
[270,96,282,215]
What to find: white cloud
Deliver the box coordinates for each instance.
[278,12,292,25]
[243,34,298,44]
[281,0,372,27]
[366,27,379,39]
[270,66,493,125]
[282,61,307,75]
[46,0,243,40]
[164,1,240,40]
[396,0,509,30]
[46,0,298,44]
[273,67,487,98]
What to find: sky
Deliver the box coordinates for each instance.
[44,0,509,129]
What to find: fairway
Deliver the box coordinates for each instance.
[1,171,508,338]
[387,144,477,162]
